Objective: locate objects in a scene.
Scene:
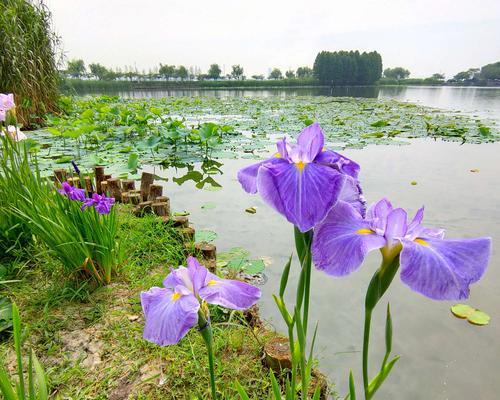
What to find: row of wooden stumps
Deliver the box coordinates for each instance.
[53,166,217,272]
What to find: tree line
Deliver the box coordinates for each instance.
[64,60,314,81]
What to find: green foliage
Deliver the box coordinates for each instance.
[313,50,383,85]
[480,61,500,80]
[0,303,49,400]
[231,65,244,80]
[89,63,109,80]
[158,64,175,79]
[268,68,283,80]
[296,66,313,78]
[383,67,410,80]
[66,59,86,78]
[451,304,490,326]
[208,64,222,80]
[0,0,60,128]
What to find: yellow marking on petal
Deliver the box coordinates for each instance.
[171,292,182,301]
[274,152,281,158]
[322,147,326,152]
[295,161,307,171]
[207,280,219,286]
[356,228,375,235]
[414,238,429,246]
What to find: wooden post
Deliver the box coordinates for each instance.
[53,169,67,186]
[128,193,141,205]
[137,201,153,215]
[106,178,122,201]
[171,215,189,228]
[140,172,155,202]
[84,176,93,195]
[122,179,136,191]
[121,192,130,203]
[155,196,169,203]
[152,202,169,217]
[148,184,163,201]
[94,166,105,194]
[195,242,217,272]
[104,174,112,180]
[264,337,292,372]
[101,181,108,195]
[180,226,195,242]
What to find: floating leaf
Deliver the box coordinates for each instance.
[451,304,490,326]
[470,168,480,173]
[195,230,217,243]
[201,202,216,210]
[128,153,139,171]
[245,206,257,214]
[243,259,265,275]
[410,181,417,185]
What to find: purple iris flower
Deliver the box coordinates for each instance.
[58,181,86,202]
[82,193,115,214]
[237,123,362,232]
[141,257,261,345]
[312,198,491,300]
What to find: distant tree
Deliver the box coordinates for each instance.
[296,66,313,78]
[176,65,188,80]
[231,64,244,80]
[89,63,108,80]
[480,61,500,80]
[251,74,264,80]
[383,67,410,80]
[285,70,295,79]
[208,63,222,80]
[67,59,85,78]
[159,64,175,80]
[429,73,445,81]
[268,68,283,80]
[453,68,479,82]
[313,50,382,85]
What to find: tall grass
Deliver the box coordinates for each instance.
[0,135,121,285]
[0,0,60,128]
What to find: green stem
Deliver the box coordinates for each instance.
[362,307,372,400]
[294,227,313,335]
[198,311,217,400]
[362,255,400,400]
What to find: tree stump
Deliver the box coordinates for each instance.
[122,179,136,191]
[264,336,292,371]
[148,184,163,201]
[106,178,122,201]
[84,176,93,194]
[94,166,105,194]
[195,242,216,272]
[137,201,153,216]
[152,202,169,217]
[121,192,130,203]
[101,181,108,195]
[171,215,189,228]
[180,226,195,242]
[128,193,141,205]
[53,168,67,185]
[104,174,112,180]
[140,172,155,201]
[155,196,169,203]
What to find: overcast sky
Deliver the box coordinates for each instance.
[45,0,500,78]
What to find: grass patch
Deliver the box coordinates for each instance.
[0,206,281,399]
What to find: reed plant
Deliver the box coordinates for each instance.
[0,0,60,128]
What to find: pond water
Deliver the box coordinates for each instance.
[56,86,500,398]
[80,85,500,123]
[149,138,500,399]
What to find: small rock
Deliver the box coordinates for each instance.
[127,315,139,322]
[470,168,480,173]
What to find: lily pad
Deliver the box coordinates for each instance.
[245,206,257,214]
[201,202,216,210]
[195,230,217,243]
[243,259,265,275]
[451,304,490,326]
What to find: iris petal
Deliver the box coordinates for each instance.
[314,150,360,179]
[257,160,345,232]
[384,208,408,245]
[400,237,491,300]
[312,201,386,276]
[186,256,208,295]
[141,287,200,345]
[296,123,324,163]
[199,272,261,310]
[237,157,281,194]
